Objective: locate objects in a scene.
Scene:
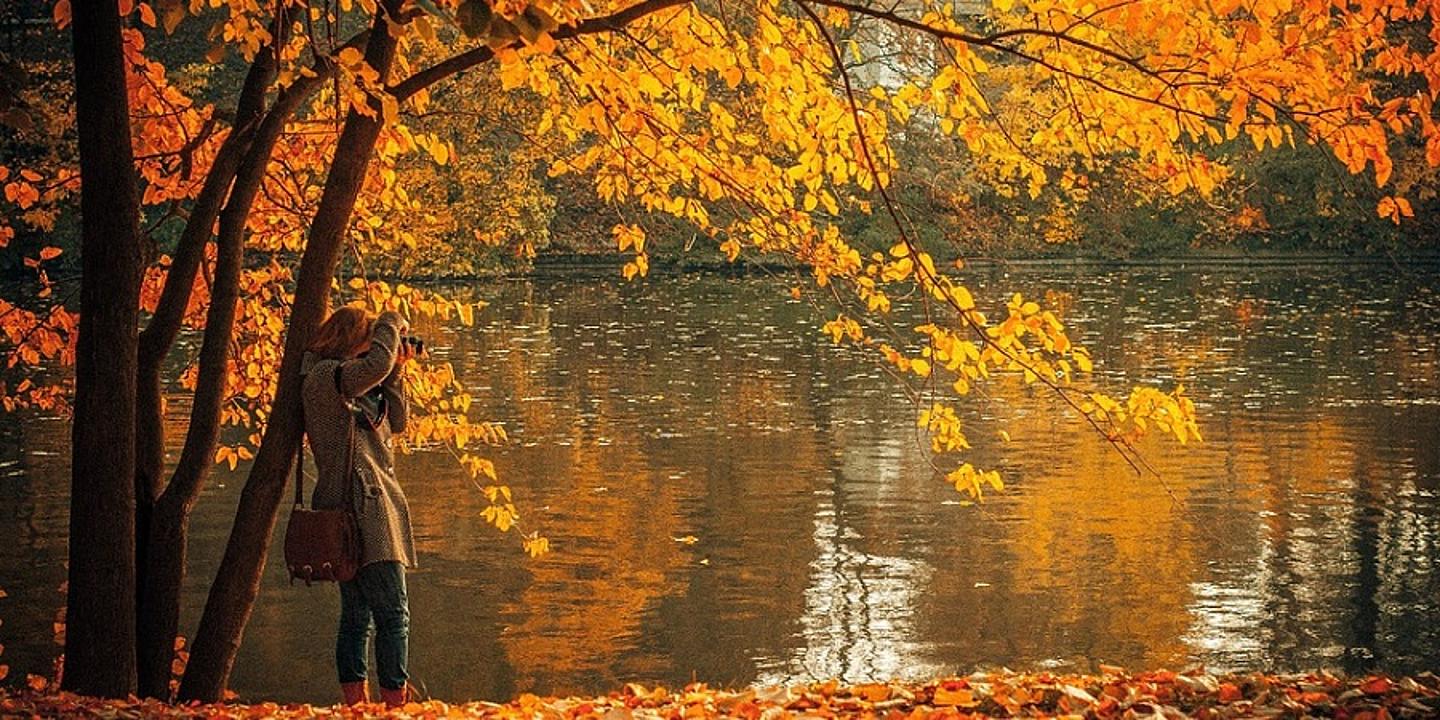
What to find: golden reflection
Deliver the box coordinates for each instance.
[447,280,831,693]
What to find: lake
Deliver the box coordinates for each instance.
[1,264,1437,704]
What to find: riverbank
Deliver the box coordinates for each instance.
[529,249,1440,275]
[7,670,1439,719]
[365,248,1440,283]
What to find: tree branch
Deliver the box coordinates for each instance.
[390,0,693,101]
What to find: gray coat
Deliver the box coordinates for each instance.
[301,311,416,568]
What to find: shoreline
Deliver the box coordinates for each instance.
[391,251,1440,284]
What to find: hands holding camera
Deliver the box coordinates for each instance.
[379,311,424,367]
[397,335,424,365]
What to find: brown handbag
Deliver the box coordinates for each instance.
[284,363,361,585]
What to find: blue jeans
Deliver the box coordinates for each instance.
[337,561,410,690]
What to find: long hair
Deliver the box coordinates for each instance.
[309,306,374,359]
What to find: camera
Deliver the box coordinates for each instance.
[400,335,426,355]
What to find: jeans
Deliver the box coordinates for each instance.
[337,561,410,690]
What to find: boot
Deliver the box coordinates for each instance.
[379,683,409,708]
[341,680,369,706]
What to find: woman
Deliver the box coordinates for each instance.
[302,306,417,707]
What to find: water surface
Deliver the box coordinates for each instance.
[1,265,1437,703]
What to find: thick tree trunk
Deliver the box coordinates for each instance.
[178,8,403,702]
[63,0,143,698]
[136,73,331,699]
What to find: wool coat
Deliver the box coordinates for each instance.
[300,311,416,568]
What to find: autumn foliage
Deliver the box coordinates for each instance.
[4,0,1436,523]
[5,0,1434,489]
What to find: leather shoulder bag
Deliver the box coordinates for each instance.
[284,362,362,585]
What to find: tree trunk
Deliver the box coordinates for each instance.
[134,32,278,515]
[63,0,143,698]
[133,130,246,696]
[132,43,281,695]
[135,72,332,699]
[178,7,402,701]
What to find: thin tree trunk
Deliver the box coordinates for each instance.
[135,72,332,699]
[178,6,403,701]
[63,0,143,698]
[132,49,279,695]
[135,140,236,533]
[133,126,249,695]
[134,41,278,516]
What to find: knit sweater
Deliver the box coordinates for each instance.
[300,311,416,569]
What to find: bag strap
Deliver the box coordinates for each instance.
[292,368,311,508]
[339,365,357,515]
[291,361,358,510]
[292,438,304,508]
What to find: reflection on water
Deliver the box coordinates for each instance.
[1,265,1438,704]
[769,488,940,685]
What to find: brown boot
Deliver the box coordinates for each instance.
[341,680,369,706]
[379,683,409,708]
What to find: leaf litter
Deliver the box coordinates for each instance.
[4,669,1439,719]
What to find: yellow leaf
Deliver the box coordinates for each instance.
[523,534,550,558]
[952,285,975,311]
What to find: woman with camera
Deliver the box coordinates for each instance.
[301,306,418,707]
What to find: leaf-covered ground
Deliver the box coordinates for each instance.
[6,670,1440,719]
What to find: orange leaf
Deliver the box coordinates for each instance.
[1359,676,1391,695]
[853,684,890,702]
[1218,683,1242,703]
[933,687,976,706]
